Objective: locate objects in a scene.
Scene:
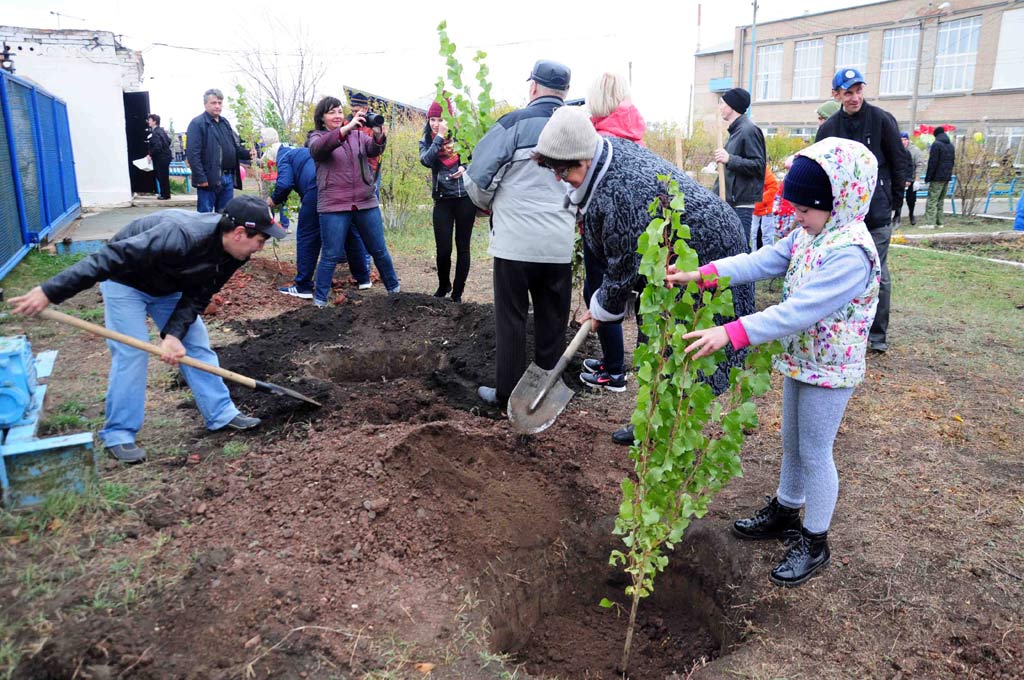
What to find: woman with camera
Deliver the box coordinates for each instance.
[420,100,475,302]
[308,96,400,306]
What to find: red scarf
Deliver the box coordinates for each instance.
[435,134,460,168]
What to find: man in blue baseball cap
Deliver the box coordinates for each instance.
[817,67,909,353]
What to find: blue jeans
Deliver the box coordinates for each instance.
[98,281,240,446]
[294,193,371,292]
[582,235,625,375]
[315,208,399,302]
[196,173,235,213]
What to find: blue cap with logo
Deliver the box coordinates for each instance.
[832,68,866,91]
[527,60,571,90]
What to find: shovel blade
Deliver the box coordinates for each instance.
[508,363,574,434]
[255,380,322,407]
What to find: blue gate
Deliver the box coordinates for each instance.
[0,71,80,279]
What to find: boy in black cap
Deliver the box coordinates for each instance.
[712,87,766,250]
[10,195,285,463]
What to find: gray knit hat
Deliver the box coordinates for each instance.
[535,106,600,160]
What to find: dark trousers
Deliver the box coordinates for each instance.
[153,155,171,199]
[432,196,476,297]
[293,193,371,292]
[730,206,754,253]
[493,257,572,403]
[892,184,917,222]
[868,223,892,346]
[582,236,625,375]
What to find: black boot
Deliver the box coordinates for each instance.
[611,423,634,446]
[732,496,802,540]
[769,527,830,587]
[892,215,900,228]
[433,282,452,298]
[909,214,916,226]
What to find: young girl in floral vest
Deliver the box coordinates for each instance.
[666,137,880,587]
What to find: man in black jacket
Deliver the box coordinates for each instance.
[146,113,172,200]
[923,126,956,229]
[712,87,766,250]
[186,88,251,213]
[817,68,907,353]
[10,196,287,463]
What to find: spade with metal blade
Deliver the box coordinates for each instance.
[508,319,591,434]
[38,308,321,407]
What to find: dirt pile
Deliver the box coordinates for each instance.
[13,292,742,679]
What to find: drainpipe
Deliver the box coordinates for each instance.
[747,0,758,120]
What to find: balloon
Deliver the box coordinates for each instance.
[973,131,984,143]
[240,165,246,181]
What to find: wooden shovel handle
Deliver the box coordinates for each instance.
[38,308,258,389]
[528,320,592,412]
[716,116,727,201]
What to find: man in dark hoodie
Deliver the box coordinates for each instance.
[712,87,766,250]
[817,68,907,353]
[922,126,955,229]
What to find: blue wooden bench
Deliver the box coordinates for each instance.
[156,162,193,195]
[984,177,1018,213]
[915,175,957,215]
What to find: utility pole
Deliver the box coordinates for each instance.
[908,19,925,132]
[747,0,759,120]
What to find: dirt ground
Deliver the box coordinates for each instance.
[1,246,1022,680]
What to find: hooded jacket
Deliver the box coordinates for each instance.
[591,103,646,145]
[925,131,955,183]
[308,126,386,213]
[41,210,245,340]
[464,96,576,264]
[701,137,881,388]
[270,146,317,205]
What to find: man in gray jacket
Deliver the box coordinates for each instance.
[712,87,766,250]
[464,60,576,407]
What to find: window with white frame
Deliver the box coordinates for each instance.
[835,33,868,74]
[880,26,920,95]
[985,126,1024,165]
[992,8,1024,89]
[793,39,822,99]
[755,44,783,101]
[933,16,981,92]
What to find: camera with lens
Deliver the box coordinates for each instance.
[349,111,385,128]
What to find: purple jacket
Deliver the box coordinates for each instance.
[308,127,386,213]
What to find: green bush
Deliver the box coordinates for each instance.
[379,108,432,231]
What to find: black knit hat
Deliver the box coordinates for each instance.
[722,88,751,115]
[782,156,833,210]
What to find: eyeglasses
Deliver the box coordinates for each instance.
[539,162,571,181]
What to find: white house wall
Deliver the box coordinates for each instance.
[1,27,145,207]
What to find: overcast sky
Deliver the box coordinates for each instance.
[2,0,876,131]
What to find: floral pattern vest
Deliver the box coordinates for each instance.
[773,138,882,389]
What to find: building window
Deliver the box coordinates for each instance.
[792,39,822,100]
[880,26,920,95]
[789,126,817,140]
[933,16,981,92]
[993,7,1024,90]
[755,44,783,101]
[985,126,1024,166]
[835,33,868,74]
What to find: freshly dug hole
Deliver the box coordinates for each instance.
[480,521,748,679]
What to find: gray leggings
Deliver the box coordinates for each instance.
[775,377,855,534]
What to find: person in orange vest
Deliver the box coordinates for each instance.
[750,166,779,251]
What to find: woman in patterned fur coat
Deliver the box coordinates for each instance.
[531,106,754,445]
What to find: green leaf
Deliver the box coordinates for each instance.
[599,598,615,608]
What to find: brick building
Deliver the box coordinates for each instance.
[693,0,1024,162]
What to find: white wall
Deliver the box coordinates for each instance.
[1,28,142,207]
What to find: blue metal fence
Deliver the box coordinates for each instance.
[0,71,80,279]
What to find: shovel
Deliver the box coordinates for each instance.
[508,319,592,434]
[38,308,322,407]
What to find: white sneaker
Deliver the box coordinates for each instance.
[477,386,499,405]
[313,299,328,308]
[358,282,372,290]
